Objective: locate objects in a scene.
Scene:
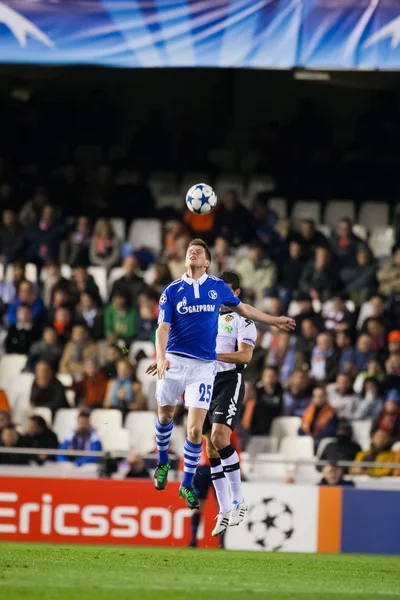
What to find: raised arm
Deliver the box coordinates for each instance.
[232,302,295,332]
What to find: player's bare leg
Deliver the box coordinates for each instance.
[210,423,247,528]
[154,404,175,491]
[179,407,208,510]
[205,431,232,536]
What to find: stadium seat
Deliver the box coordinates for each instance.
[356,300,373,329]
[103,428,131,452]
[110,218,126,241]
[65,390,76,408]
[129,341,155,360]
[87,266,108,302]
[156,194,182,210]
[353,224,368,241]
[145,379,157,410]
[269,197,288,219]
[324,200,355,229]
[247,177,276,200]
[6,372,35,426]
[317,225,331,238]
[170,425,186,457]
[57,373,73,387]
[369,227,394,258]
[270,417,302,442]
[351,420,372,451]
[359,202,390,230]
[125,411,156,455]
[246,436,279,456]
[136,357,157,397]
[0,354,27,389]
[61,264,72,279]
[215,175,245,200]
[291,201,321,225]
[90,409,123,439]
[280,436,314,459]
[253,453,286,481]
[6,262,37,283]
[53,408,79,442]
[128,219,162,253]
[316,436,337,458]
[108,266,125,293]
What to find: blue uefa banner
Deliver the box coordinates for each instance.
[0,0,400,69]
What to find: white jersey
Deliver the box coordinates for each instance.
[215,311,257,373]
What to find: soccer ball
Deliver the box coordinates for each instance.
[186,183,217,214]
[247,497,294,551]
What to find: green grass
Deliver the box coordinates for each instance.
[0,544,399,600]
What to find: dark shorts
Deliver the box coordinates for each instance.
[203,370,245,433]
[193,465,212,500]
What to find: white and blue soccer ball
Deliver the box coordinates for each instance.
[186,183,217,214]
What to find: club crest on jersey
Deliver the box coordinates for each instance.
[177,295,216,315]
[208,290,218,300]
[225,315,233,322]
[159,293,167,305]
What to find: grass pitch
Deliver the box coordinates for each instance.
[0,544,399,600]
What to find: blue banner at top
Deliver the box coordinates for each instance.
[1,0,400,69]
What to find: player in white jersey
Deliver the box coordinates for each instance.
[148,238,295,510]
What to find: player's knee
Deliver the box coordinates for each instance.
[158,407,174,425]
[187,424,202,444]
[210,429,230,451]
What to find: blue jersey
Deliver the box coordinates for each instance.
[158,273,241,361]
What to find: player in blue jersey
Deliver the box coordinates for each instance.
[150,238,295,510]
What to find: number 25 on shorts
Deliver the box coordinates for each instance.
[199,383,212,403]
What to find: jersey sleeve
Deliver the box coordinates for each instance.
[238,316,257,347]
[219,281,241,307]
[157,285,174,324]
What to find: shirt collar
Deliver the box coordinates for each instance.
[182,273,208,286]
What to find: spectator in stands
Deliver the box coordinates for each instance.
[209,236,236,277]
[50,306,73,344]
[135,291,157,342]
[340,245,378,305]
[213,190,253,246]
[309,331,340,384]
[278,239,305,310]
[241,367,283,435]
[353,358,386,394]
[104,291,136,344]
[351,429,395,477]
[164,220,189,261]
[0,425,30,465]
[184,208,215,245]
[330,218,363,268]
[299,385,338,450]
[74,358,109,409]
[388,330,400,355]
[377,246,400,297]
[30,360,69,416]
[110,255,145,309]
[294,292,324,330]
[365,318,387,353]
[70,265,101,306]
[360,294,392,333]
[60,216,92,267]
[23,415,59,464]
[101,344,123,379]
[295,219,328,261]
[6,280,44,327]
[323,295,354,331]
[371,389,400,440]
[271,219,291,265]
[89,218,120,270]
[5,305,40,354]
[0,261,26,310]
[125,453,151,479]
[40,260,70,308]
[236,241,277,302]
[167,233,189,281]
[326,374,360,420]
[318,463,354,487]
[299,245,340,303]
[252,192,278,246]
[24,204,63,266]
[296,318,319,363]
[0,409,12,438]
[336,329,353,357]
[266,331,297,385]
[385,351,400,378]
[75,291,104,341]
[243,328,267,383]
[19,186,48,229]
[339,333,375,376]
[319,423,361,466]
[104,359,145,414]
[356,377,384,419]
[45,288,73,326]
[27,326,63,372]
[59,324,98,378]
[57,411,102,467]
[147,263,172,295]
[0,209,23,265]
[283,369,313,417]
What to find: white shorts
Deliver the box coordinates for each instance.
[156,353,216,410]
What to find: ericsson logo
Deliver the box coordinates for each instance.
[177,296,216,315]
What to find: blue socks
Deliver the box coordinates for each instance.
[182,438,202,488]
[155,418,173,464]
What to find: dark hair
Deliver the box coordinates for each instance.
[337,422,353,438]
[78,411,90,419]
[218,271,241,291]
[187,238,211,262]
[29,415,47,430]
[362,376,381,398]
